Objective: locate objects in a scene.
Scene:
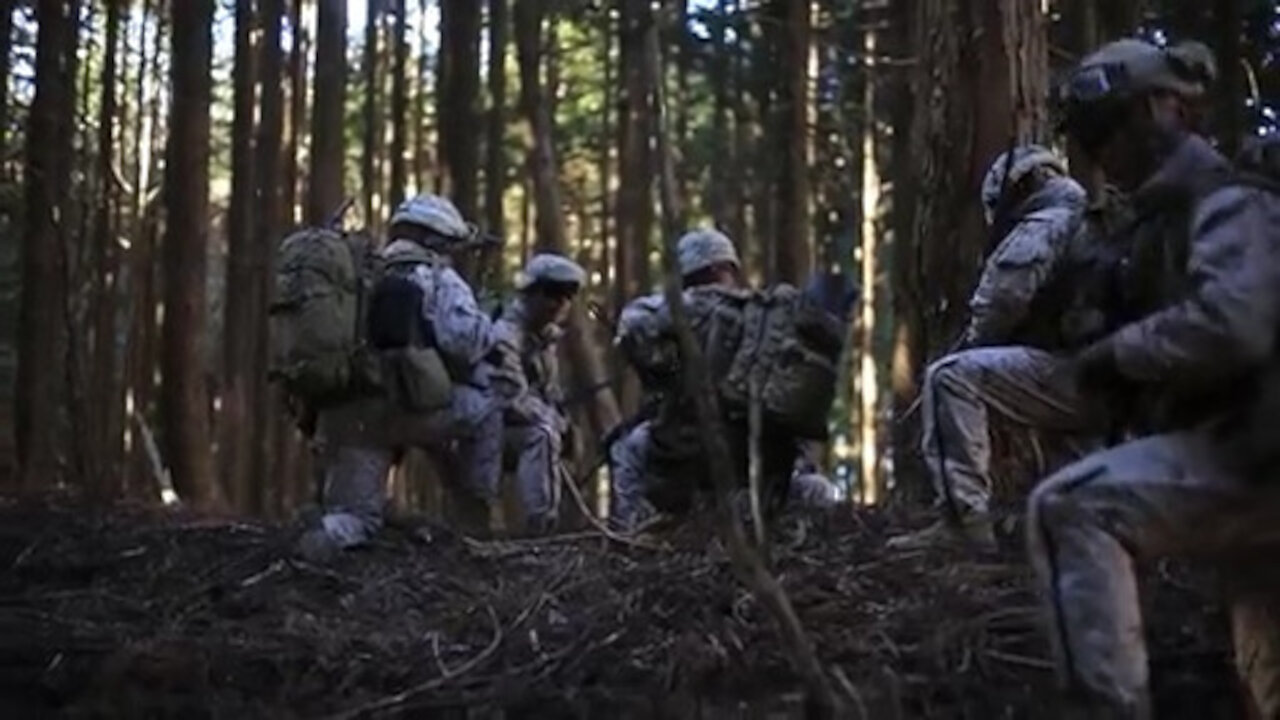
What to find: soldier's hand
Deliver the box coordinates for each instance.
[1072,339,1127,394]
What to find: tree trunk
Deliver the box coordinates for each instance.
[773,0,811,284]
[514,0,621,443]
[17,0,77,490]
[438,0,481,218]
[1214,0,1243,157]
[222,0,257,510]
[124,0,165,500]
[285,0,306,226]
[0,0,13,167]
[597,9,613,290]
[708,0,729,230]
[252,0,285,513]
[161,0,222,509]
[389,0,408,206]
[484,0,507,237]
[414,0,430,193]
[361,0,381,225]
[309,0,346,224]
[90,0,123,497]
[725,0,747,254]
[889,0,1048,498]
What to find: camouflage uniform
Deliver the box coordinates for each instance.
[490,254,586,534]
[306,195,502,554]
[608,230,841,529]
[1031,39,1280,718]
[900,153,1092,549]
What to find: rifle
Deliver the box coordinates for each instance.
[326,196,355,230]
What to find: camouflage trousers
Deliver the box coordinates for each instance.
[312,387,503,548]
[920,346,1106,516]
[503,418,563,535]
[1028,426,1280,718]
[608,419,838,532]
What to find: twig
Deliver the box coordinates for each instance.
[645,12,841,716]
[831,665,869,720]
[557,462,663,551]
[985,649,1053,671]
[333,604,504,719]
[747,377,767,552]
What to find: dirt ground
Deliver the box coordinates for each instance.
[0,496,1246,719]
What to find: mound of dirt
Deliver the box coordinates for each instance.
[0,497,1244,718]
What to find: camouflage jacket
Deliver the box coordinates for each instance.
[1104,134,1280,431]
[490,297,567,430]
[963,176,1088,349]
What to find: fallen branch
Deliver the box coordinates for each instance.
[644,11,842,717]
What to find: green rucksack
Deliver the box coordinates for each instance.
[268,226,382,406]
[721,285,845,440]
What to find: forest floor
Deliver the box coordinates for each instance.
[0,495,1246,719]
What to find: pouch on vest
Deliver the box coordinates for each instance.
[367,270,454,412]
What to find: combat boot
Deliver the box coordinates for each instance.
[886,512,996,552]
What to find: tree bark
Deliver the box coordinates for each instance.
[222,0,258,510]
[1214,0,1243,157]
[90,0,123,496]
[773,0,812,284]
[514,0,621,443]
[308,0,346,224]
[361,0,381,225]
[161,0,222,509]
[438,0,481,218]
[18,0,77,489]
[251,0,285,513]
[708,0,729,229]
[413,0,430,193]
[484,0,507,237]
[389,0,408,206]
[890,0,1048,497]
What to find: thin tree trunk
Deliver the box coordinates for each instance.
[514,0,620,443]
[1215,0,1243,157]
[774,0,811,283]
[309,0,346,224]
[252,0,286,514]
[285,0,306,226]
[414,0,429,193]
[708,0,729,229]
[0,0,14,168]
[90,0,123,497]
[161,0,222,510]
[362,0,382,225]
[726,0,747,254]
[438,0,481,218]
[598,9,612,290]
[17,0,77,490]
[484,0,507,237]
[223,0,257,510]
[389,0,408,206]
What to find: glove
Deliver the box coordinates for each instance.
[803,272,860,319]
[1072,339,1127,393]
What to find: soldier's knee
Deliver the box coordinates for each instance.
[1027,463,1106,535]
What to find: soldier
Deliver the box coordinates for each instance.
[608,229,843,530]
[891,146,1099,551]
[1028,38,1280,718]
[299,194,502,560]
[490,253,586,535]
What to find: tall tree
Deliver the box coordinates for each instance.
[284,0,306,225]
[773,0,812,283]
[161,0,222,508]
[309,0,346,223]
[252,0,286,512]
[389,0,408,205]
[890,0,1048,492]
[614,0,653,306]
[222,0,257,509]
[484,0,507,237]
[514,0,620,445]
[124,0,165,499]
[361,0,382,224]
[0,0,13,166]
[90,0,123,494]
[17,0,78,489]
[438,0,481,217]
